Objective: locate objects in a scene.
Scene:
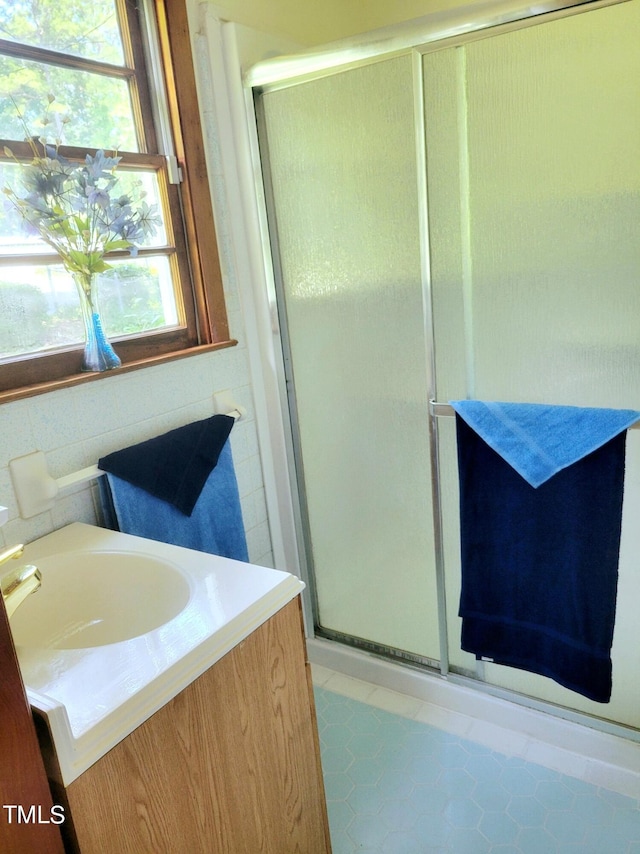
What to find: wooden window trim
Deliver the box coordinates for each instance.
[0,0,234,404]
[155,0,231,345]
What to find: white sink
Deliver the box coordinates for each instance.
[10,550,191,649]
[12,522,304,786]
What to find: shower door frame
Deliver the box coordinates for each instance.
[244,0,638,742]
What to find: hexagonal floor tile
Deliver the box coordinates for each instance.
[314,686,640,854]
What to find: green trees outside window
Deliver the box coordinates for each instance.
[0,0,230,394]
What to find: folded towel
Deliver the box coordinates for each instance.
[101,438,249,562]
[98,415,234,516]
[455,413,627,703]
[450,400,640,487]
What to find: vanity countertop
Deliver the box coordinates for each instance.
[15,523,305,785]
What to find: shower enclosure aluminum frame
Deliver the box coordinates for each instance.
[246,0,636,742]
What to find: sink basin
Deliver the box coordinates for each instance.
[10,522,305,786]
[10,550,191,649]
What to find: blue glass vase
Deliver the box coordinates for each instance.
[74,273,121,372]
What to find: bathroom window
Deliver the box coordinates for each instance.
[0,0,231,399]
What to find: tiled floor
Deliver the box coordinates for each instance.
[313,683,640,853]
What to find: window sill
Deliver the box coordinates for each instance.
[0,339,238,405]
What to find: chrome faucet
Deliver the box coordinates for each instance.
[0,544,41,618]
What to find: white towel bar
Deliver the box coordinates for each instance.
[9,407,244,519]
[55,465,103,491]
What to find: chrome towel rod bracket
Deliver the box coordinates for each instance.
[429,400,455,417]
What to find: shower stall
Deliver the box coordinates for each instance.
[247,0,640,737]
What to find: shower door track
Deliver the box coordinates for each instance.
[246,0,629,90]
[315,626,441,674]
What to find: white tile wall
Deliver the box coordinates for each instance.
[0,12,276,569]
[0,20,281,567]
[0,339,274,568]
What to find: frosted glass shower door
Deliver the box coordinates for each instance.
[424,0,640,726]
[257,56,440,661]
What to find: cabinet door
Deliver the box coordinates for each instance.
[63,598,331,853]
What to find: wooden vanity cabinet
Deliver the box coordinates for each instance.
[35,597,332,853]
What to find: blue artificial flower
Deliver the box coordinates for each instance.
[4,121,160,278]
[86,186,110,209]
[84,150,121,180]
[44,144,70,169]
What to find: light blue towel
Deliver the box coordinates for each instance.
[450,400,640,487]
[105,439,249,562]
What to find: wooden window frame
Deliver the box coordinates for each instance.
[0,0,234,403]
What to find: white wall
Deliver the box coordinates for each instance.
[0,332,273,568]
[201,0,371,46]
[201,0,482,46]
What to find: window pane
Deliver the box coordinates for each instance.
[0,162,167,256]
[100,257,180,334]
[0,162,41,256]
[0,1,125,65]
[111,171,168,248]
[0,257,179,359]
[0,57,138,151]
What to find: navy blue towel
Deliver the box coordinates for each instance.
[455,414,626,703]
[98,415,234,516]
[101,439,249,562]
